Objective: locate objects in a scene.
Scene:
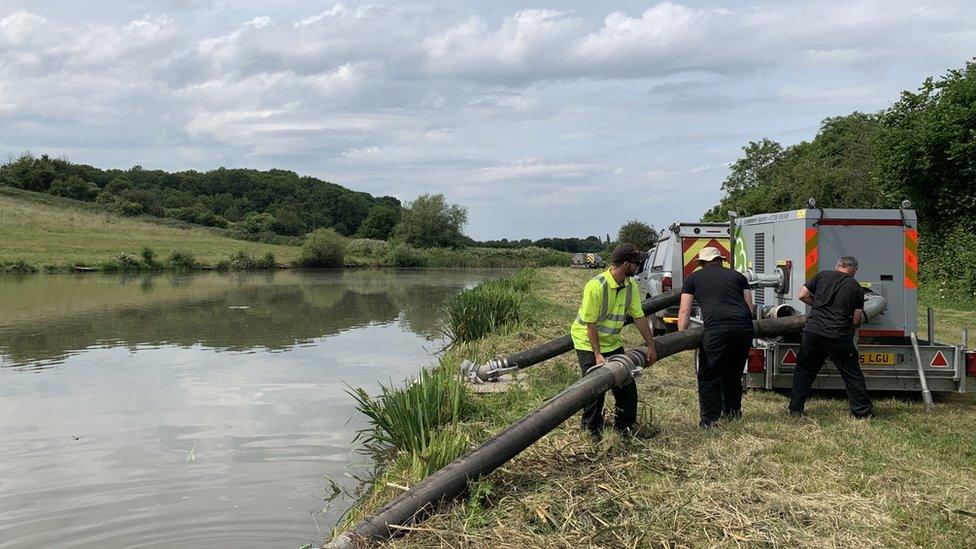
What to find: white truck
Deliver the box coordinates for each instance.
[637,222,731,334]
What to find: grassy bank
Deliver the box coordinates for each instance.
[0,188,569,273]
[340,268,976,547]
[0,186,300,270]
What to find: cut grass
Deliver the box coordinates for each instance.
[0,186,300,267]
[340,268,976,548]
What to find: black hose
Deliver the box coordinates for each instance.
[492,289,682,372]
[327,314,810,548]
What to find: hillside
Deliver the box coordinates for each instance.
[0,186,299,268]
[0,154,401,240]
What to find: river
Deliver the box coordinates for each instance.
[0,270,494,548]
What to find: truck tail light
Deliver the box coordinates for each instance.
[747,348,765,373]
[662,274,672,292]
[967,352,976,377]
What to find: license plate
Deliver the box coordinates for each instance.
[859,352,895,366]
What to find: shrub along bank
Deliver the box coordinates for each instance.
[336,268,976,548]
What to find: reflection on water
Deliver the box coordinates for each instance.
[0,270,493,548]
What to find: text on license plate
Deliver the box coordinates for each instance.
[859,352,895,366]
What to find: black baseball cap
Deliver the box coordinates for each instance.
[611,243,648,264]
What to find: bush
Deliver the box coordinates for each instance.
[229,250,256,270]
[299,228,345,267]
[1,259,38,274]
[256,252,277,269]
[116,200,143,217]
[167,205,229,228]
[141,247,162,270]
[167,251,198,271]
[346,238,391,259]
[116,252,141,271]
[444,278,525,342]
[385,242,429,268]
[96,259,122,272]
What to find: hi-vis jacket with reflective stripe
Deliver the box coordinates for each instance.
[570,269,645,352]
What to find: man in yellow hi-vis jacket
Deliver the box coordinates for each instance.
[570,243,657,440]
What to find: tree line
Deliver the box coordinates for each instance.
[0,155,401,240]
[0,155,614,251]
[704,59,976,300]
[471,236,605,253]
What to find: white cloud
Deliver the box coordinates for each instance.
[0,1,974,238]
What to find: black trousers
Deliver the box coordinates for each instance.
[789,331,873,417]
[697,323,754,425]
[577,347,636,434]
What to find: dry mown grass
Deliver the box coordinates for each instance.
[344,268,976,548]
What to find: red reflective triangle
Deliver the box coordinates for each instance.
[930,351,949,367]
[782,348,798,365]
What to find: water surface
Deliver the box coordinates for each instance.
[0,270,492,548]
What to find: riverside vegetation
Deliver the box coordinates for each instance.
[340,268,976,547]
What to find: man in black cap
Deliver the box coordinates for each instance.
[789,256,873,418]
[570,243,657,441]
[677,246,755,428]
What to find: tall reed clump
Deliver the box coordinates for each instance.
[349,366,477,480]
[298,228,345,267]
[444,271,533,343]
[167,250,198,271]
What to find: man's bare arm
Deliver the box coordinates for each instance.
[798,285,814,306]
[853,309,864,328]
[586,323,604,364]
[677,293,694,331]
[743,289,755,316]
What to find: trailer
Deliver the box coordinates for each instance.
[570,252,605,269]
[638,222,731,334]
[732,206,975,396]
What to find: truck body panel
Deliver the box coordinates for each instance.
[734,207,972,393]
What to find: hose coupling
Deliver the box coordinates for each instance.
[461,357,517,383]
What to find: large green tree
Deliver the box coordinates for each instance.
[392,193,468,248]
[875,60,976,233]
[703,113,884,220]
[703,59,976,300]
[616,220,657,251]
[357,203,402,240]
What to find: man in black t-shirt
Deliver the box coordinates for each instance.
[789,256,873,418]
[678,247,755,428]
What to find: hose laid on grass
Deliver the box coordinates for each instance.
[328,295,886,547]
[464,289,681,382]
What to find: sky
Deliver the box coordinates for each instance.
[1,1,974,240]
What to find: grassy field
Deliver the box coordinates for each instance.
[343,268,976,548]
[0,186,301,268]
[0,187,569,271]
